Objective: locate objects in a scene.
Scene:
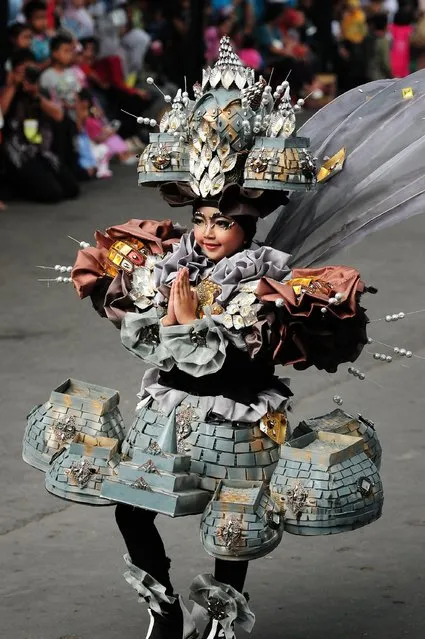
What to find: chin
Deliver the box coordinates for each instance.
[201,247,225,261]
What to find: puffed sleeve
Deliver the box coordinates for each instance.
[121,308,174,370]
[244,265,369,373]
[160,314,228,376]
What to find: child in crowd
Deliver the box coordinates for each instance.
[366,12,392,81]
[40,33,85,117]
[389,9,414,77]
[82,90,137,165]
[76,89,112,178]
[24,1,51,65]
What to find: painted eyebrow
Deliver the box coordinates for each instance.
[193,211,231,221]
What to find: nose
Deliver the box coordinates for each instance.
[203,220,216,238]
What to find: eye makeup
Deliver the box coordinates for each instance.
[192,211,235,231]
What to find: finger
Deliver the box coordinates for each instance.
[174,274,182,298]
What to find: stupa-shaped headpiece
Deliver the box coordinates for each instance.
[137,36,316,217]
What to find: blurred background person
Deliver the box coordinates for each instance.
[389,6,415,77]
[0,48,80,203]
[365,11,392,80]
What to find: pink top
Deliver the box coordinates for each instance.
[85,117,103,141]
[389,24,413,78]
[239,48,263,71]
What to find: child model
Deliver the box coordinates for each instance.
[26,36,425,639]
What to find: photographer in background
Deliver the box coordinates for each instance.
[0,49,80,203]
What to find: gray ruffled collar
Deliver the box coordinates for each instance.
[154,232,290,302]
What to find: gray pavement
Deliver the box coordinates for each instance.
[1,166,424,639]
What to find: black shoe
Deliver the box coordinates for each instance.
[146,596,198,639]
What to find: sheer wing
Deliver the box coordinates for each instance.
[260,72,425,267]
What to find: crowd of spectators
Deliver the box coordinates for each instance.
[0,0,424,208]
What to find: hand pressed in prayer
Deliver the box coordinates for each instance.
[161,279,178,327]
[173,268,198,325]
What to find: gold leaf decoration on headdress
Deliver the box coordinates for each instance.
[317,148,346,183]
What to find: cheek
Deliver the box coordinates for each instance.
[216,227,245,252]
[193,226,203,245]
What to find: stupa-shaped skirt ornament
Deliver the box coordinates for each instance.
[23,379,125,472]
[270,430,383,535]
[101,409,211,516]
[45,433,121,505]
[122,396,280,493]
[200,480,284,561]
[293,408,382,469]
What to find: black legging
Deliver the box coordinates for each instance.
[115,504,249,596]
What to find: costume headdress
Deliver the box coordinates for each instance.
[137,36,316,217]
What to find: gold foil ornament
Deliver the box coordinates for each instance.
[317,147,346,183]
[260,410,288,444]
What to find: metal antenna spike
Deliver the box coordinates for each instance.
[146,76,172,103]
[67,235,81,244]
[121,109,138,120]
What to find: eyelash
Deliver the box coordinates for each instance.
[191,216,234,230]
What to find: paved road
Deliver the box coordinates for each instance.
[1,166,424,639]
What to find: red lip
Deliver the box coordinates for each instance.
[203,243,220,250]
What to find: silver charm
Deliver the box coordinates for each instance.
[285,481,309,517]
[207,597,227,621]
[132,476,152,491]
[140,460,160,474]
[145,441,162,456]
[216,516,242,550]
[66,459,95,488]
[52,415,77,443]
[358,477,373,497]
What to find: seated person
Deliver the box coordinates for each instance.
[8,22,33,55]
[78,36,152,143]
[0,49,80,203]
[79,89,136,166]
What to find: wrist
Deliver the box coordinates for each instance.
[161,315,174,327]
[179,314,197,325]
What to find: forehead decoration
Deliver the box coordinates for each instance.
[137,36,316,218]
